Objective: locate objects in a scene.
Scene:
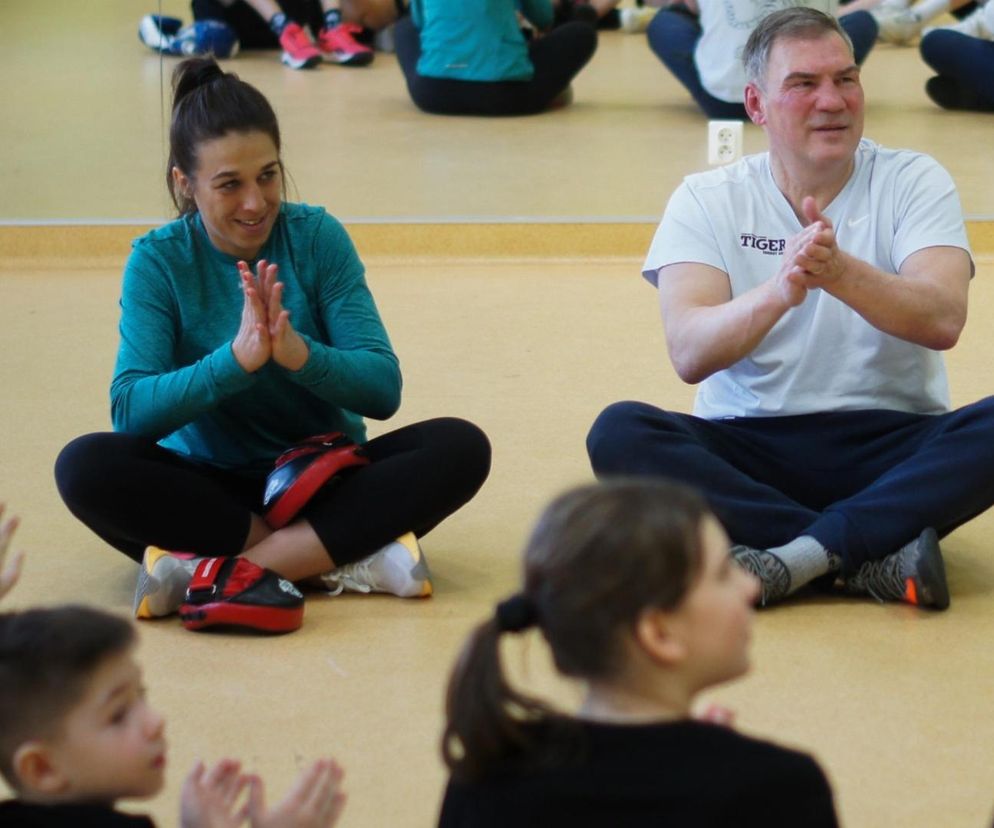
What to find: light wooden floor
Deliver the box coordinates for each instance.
[4,256,994,827]
[3,2,994,828]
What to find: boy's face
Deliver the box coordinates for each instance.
[38,648,167,803]
[665,516,758,690]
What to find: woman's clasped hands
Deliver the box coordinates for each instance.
[233,259,310,373]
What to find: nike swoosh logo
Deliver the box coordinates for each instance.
[847,215,870,228]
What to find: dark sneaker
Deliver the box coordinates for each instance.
[571,3,600,26]
[597,7,621,28]
[731,545,791,606]
[554,0,598,27]
[844,528,950,610]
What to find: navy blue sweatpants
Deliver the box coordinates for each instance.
[587,398,994,574]
[920,29,994,111]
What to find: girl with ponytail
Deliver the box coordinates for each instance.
[439,479,838,827]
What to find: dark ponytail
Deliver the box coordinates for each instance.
[166,57,282,215]
[172,55,225,105]
[442,616,580,782]
[442,479,710,782]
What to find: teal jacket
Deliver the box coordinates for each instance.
[111,203,401,471]
[411,0,554,82]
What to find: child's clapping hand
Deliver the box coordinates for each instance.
[181,759,253,828]
[180,758,346,828]
[0,504,24,600]
[248,759,347,828]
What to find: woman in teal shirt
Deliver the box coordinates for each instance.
[395,0,598,115]
[54,58,491,629]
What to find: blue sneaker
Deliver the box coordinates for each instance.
[138,14,183,52]
[138,15,240,58]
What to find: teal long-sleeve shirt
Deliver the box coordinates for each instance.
[111,203,401,471]
[411,0,554,82]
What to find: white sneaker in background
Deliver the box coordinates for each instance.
[619,6,657,32]
[923,5,994,38]
[320,532,433,598]
[873,8,924,44]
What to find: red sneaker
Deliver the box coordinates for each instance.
[317,23,374,66]
[279,22,322,70]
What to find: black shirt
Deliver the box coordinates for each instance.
[0,800,155,828]
[439,720,838,827]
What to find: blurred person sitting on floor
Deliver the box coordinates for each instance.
[395,0,598,116]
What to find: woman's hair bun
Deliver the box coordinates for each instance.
[172,57,226,111]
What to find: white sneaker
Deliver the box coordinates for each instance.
[320,533,432,598]
[923,6,993,38]
[133,547,198,618]
[619,6,657,32]
[873,8,924,44]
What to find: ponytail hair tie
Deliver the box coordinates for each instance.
[173,57,227,110]
[495,594,538,633]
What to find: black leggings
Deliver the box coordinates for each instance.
[54,418,491,566]
[394,16,597,116]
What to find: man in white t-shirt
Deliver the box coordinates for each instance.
[588,7,994,610]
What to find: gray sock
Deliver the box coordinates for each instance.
[767,535,839,595]
[733,536,838,604]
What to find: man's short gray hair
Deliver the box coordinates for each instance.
[742,7,855,88]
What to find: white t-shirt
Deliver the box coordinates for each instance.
[696,0,837,103]
[643,139,973,420]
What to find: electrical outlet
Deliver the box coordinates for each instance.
[707,119,743,166]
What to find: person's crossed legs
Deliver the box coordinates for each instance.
[587,397,994,609]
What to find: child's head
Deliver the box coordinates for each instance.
[520,478,757,689]
[443,479,759,780]
[0,605,166,804]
